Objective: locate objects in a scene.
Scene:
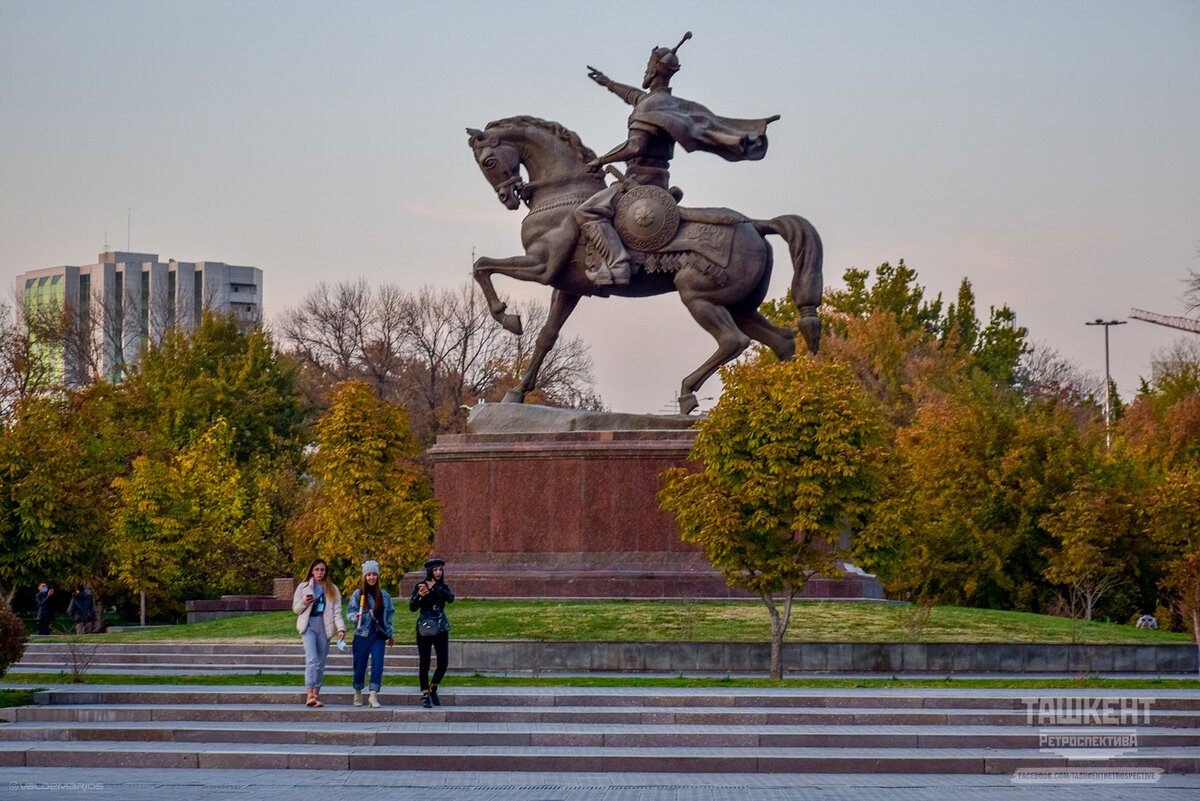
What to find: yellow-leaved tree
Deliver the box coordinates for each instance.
[111,419,277,613]
[659,355,887,679]
[298,381,440,591]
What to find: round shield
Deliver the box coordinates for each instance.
[615,184,680,252]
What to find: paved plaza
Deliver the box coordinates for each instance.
[5,767,1200,800]
[2,682,1197,800]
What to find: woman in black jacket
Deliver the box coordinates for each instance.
[410,557,454,708]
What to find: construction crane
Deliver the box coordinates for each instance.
[1129,308,1200,335]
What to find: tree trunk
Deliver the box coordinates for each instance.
[762,588,796,681]
[1191,608,1200,681]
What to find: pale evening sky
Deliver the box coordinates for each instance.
[1,0,1197,413]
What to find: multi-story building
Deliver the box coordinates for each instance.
[18,251,263,383]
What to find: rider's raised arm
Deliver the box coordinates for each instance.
[587,66,645,106]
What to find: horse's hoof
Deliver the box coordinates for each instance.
[502,389,526,404]
[502,314,523,335]
[678,393,699,415]
[798,316,821,355]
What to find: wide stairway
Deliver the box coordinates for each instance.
[1,685,1197,774]
[13,641,417,674]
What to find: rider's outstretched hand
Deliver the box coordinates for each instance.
[585,159,602,173]
[586,66,610,87]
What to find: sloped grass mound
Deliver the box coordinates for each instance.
[64,600,1191,644]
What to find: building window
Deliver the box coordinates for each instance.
[79,273,91,335]
[194,270,203,324]
[113,271,124,357]
[140,270,150,342]
[167,271,176,328]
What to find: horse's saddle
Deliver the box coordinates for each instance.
[612,185,746,284]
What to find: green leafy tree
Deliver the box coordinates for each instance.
[1039,475,1143,623]
[125,312,309,464]
[1146,466,1200,676]
[973,305,1028,386]
[856,377,1094,611]
[940,278,979,352]
[659,356,886,679]
[823,260,943,337]
[297,381,440,587]
[0,387,128,605]
[110,420,288,614]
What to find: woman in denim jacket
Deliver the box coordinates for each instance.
[345,559,394,708]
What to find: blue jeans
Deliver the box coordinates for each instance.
[301,616,329,690]
[352,630,386,692]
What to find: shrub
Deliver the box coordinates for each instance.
[0,601,29,676]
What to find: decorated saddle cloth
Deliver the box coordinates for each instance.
[631,207,748,284]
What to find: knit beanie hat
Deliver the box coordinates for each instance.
[362,560,380,577]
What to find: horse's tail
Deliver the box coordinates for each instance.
[756,215,823,353]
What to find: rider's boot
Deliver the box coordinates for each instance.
[581,221,632,287]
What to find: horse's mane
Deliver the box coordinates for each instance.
[485,115,597,164]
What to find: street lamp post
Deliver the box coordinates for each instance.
[1085,318,1126,450]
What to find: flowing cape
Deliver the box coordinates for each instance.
[630,91,778,162]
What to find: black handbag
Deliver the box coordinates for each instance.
[417,613,439,637]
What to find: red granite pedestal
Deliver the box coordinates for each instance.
[424,428,885,600]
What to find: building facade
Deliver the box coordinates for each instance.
[18,251,263,383]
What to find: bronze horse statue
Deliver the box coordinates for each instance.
[467,115,822,414]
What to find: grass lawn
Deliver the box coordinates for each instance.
[0,689,37,712]
[5,672,1198,691]
[36,600,1193,644]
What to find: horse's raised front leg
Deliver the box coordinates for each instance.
[504,289,581,404]
[473,253,551,335]
[676,296,751,414]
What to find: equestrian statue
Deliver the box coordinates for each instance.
[468,32,822,415]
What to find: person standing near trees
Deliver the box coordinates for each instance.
[293,558,345,707]
[347,560,395,708]
[410,558,454,709]
[66,585,96,635]
[35,583,54,635]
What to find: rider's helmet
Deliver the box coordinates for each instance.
[642,32,690,89]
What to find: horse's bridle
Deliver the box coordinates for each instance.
[493,173,525,202]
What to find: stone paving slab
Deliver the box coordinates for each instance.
[28,684,1200,703]
[14,701,1200,727]
[2,740,1198,776]
[1,719,1195,749]
[3,767,1199,801]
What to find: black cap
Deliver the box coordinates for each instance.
[423,558,445,570]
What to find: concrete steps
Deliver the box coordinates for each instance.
[1,686,1197,774]
[13,642,419,674]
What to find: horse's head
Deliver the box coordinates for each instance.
[467,126,523,210]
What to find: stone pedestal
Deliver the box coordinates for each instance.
[425,424,884,600]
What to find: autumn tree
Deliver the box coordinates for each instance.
[123,312,309,465]
[660,355,887,679]
[0,385,130,606]
[296,381,440,588]
[1146,465,1200,676]
[822,260,943,338]
[1039,475,1140,623]
[110,420,288,612]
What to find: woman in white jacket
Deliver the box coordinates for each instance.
[292,558,346,707]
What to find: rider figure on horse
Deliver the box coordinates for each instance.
[577,32,781,287]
